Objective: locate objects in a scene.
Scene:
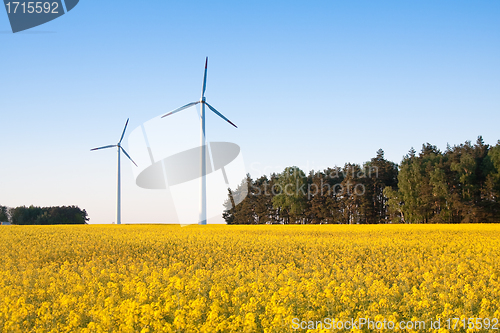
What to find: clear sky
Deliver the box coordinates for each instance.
[1,1,499,224]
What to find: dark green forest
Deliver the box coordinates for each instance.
[224,137,500,224]
[0,205,89,225]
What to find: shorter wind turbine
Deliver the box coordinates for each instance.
[91,118,137,225]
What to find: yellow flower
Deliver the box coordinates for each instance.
[0,224,498,332]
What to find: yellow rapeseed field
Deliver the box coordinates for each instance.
[0,224,499,332]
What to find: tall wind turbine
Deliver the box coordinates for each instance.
[162,57,237,225]
[91,118,137,225]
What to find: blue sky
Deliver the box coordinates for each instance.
[1,1,499,223]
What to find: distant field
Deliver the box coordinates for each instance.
[0,225,499,332]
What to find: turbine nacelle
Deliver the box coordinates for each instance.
[162,100,237,129]
[162,58,237,129]
[90,118,138,167]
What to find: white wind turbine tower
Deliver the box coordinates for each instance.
[91,118,137,225]
[162,57,237,225]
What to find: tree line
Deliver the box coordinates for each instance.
[223,136,500,224]
[0,205,89,225]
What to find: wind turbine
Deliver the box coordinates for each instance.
[162,57,237,225]
[91,118,137,225]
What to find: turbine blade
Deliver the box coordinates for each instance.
[205,102,237,128]
[202,57,208,96]
[119,118,129,144]
[162,101,200,118]
[90,145,116,151]
[120,147,138,167]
